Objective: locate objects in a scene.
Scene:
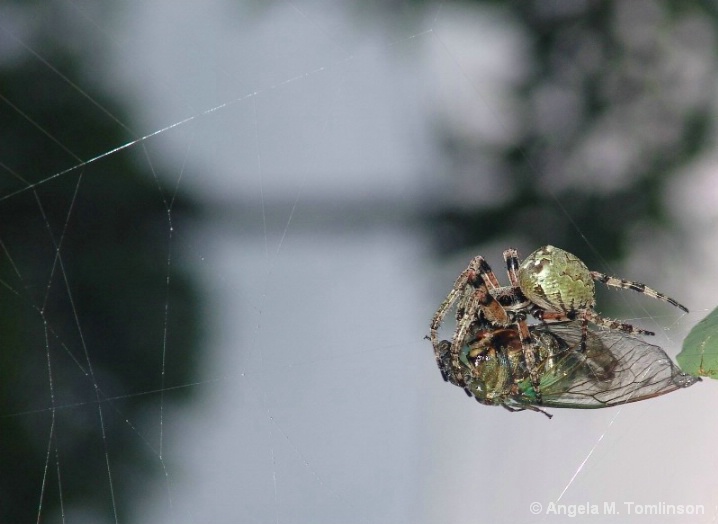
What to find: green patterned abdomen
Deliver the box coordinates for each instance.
[517,245,595,314]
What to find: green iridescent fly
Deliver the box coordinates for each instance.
[437,321,699,418]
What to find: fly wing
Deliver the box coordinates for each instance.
[528,322,700,409]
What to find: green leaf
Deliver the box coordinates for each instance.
[677,306,718,379]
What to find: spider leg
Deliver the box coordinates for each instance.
[439,339,476,397]
[491,248,531,311]
[430,257,492,334]
[429,255,509,338]
[579,316,589,353]
[471,256,517,324]
[470,256,517,326]
[447,289,485,388]
[503,248,521,286]
[515,315,543,403]
[475,256,503,290]
[583,310,655,337]
[537,307,655,340]
[430,261,480,379]
[590,271,689,313]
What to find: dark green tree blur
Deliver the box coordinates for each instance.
[0,7,201,523]
[419,0,717,268]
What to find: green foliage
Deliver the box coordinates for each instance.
[677,306,718,379]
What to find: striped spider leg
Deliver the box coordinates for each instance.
[590,271,689,314]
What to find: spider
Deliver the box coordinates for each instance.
[429,245,689,401]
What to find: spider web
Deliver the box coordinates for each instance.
[1,1,717,524]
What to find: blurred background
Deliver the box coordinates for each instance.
[1,0,717,522]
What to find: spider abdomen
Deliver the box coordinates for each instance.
[517,245,595,313]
